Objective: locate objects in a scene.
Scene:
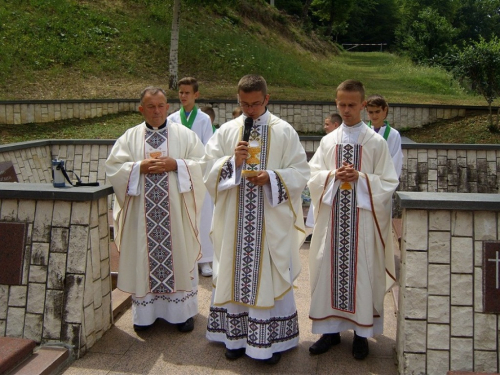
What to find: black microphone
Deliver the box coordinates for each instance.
[243,117,253,142]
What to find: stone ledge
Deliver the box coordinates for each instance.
[0,183,113,201]
[397,192,500,211]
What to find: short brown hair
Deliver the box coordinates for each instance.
[336,79,365,101]
[329,113,342,124]
[238,75,267,96]
[178,77,199,92]
[366,94,388,110]
[140,86,167,105]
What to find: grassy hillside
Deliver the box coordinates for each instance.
[0,0,486,105]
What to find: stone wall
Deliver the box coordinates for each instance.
[0,192,112,358]
[0,98,478,131]
[396,192,500,375]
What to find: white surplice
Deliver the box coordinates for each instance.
[369,122,403,178]
[308,122,399,338]
[204,110,310,359]
[168,109,214,263]
[106,120,206,325]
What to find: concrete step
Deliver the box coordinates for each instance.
[0,337,36,375]
[9,346,69,375]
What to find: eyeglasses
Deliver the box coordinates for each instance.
[238,99,266,110]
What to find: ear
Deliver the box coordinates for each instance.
[139,105,144,114]
[194,91,200,99]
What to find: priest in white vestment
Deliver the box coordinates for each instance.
[106,87,206,333]
[168,76,215,277]
[204,75,310,364]
[308,80,399,360]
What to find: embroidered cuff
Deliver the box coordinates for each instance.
[265,171,288,207]
[218,156,240,191]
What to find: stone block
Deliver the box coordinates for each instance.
[451,237,473,273]
[84,303,95,337]
[429,232,450,264]
[93,279,102,309]
[67,225,89,274]
[101,275,111,299]
[90,227,100,281]
[451,306,473,337]
[43,289,64,339]
[50,227,69,253]
[52,201,71,227]
[32,201,54,242]
[0,285,8,319]
[474,211,497,240]
[61,322,81,350]
[451,211,473,237]
[0,199,17,220]
[429,211,451,231]
[450,338,473,372]
[6,307,25,337]
[427,323,450,349]
[474,313,497,350]
[474,350,498,372]
[27,283,46,314]
[102,293,111,331]
[474,266,483,312]
[24,313,43,342]
[64,274,85,324]
[8,285,27,307]
[28,265,47,283]
[405,210,428,251]
[428,294,450,323]
[71,201,91,225]
[84,252,93,308]
[404,320,427,353]
[401,353,426,375]
[31,242,50,266]
[405,288,428,319]
[451,274,473,306]
[427,350,449,375]
[17,200,36,222]
[474,240,482,267]
[405,251,428,288]
[47,252,67,290]
[99,237,109,262]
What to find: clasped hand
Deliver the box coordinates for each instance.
[335,161,359,182]
[140,157,177,174]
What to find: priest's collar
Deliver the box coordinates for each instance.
[145,120,167,130]
[243,108,269,124]
[341,121,364,130]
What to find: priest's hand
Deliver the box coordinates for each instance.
[140,157,177,174]
[335,161,359,182]
[234,141,249,167]
[246,171,270,186]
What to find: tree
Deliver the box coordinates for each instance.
[396,6,457,63]
[168,0,181,90]
[454,37,500,131]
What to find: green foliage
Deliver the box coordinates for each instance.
[397,7,457,63]
[453,36,500,130]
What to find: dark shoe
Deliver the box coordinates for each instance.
[352,333,369,360]
[305,234,312,243]
[261,352,281,364]
[177,317,194,332]
[309,333,341,355]
[133,323,153,332]
[225,348,246,360]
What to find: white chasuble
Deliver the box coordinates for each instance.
[308,123,399,337]
[203,111,309,358]
[106,121,206,304]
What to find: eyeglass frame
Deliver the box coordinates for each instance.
[238,97,268,110]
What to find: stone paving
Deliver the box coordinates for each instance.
[60,234,399,375]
